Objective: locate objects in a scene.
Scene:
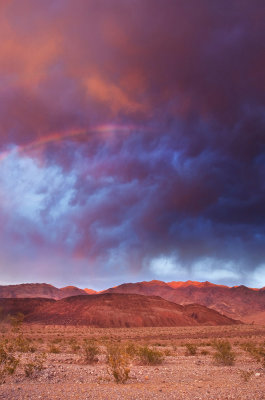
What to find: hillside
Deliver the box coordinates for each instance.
[103,280,265,322]
[0,293,239,327]
[0,283,88,300]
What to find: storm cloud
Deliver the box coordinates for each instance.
[0,0,264,289]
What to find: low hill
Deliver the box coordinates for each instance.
[0,293,239,327]
[0,283,88,300]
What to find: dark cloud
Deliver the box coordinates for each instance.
[0,0,264,288]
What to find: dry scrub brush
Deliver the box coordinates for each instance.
[185,343,197,356]
[106,344,130,384]
[69,337,80,353]
[49,344,60,354]
[241,342,265,367]
[24,353,46,378]
[212,340,235,366]
[13,335,36,353]
[82,339,100,364]
[137,345,164,365]
[0,343,19,384]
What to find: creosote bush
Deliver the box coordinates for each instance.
[212,340,235,366]
[0,343,19,384]
[106,344,130,384]
[163,348,171,356]
[124,342,138,359]
[82,339,99,364]
[241,342,265,367]
[185,343,197,356]
[138,345,164,365]
[49,344,60,354]
[14,335,35,353]
[69,338,80,353]
[24,353,46,378]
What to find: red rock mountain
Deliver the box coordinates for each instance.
[84,288,98,294]
[0,293,239,327]
[1,280,264,323]
[0,283,88,300]
[103,280,265,323]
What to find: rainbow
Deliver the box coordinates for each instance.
[0,123,135,163]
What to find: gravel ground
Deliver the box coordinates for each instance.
[0,324,264,399]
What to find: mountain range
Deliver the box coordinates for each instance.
[0,280,264,324]
[103,280,265,323]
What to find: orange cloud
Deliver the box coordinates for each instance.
[85,75,144,115]
[0,9,60,89]
[0,36,60,89]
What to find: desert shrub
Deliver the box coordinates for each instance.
[0,343,19,383]
[106,344,130,383]
[49,344,60,354]
[201,349,209,356]
[82,340,99,364]
[212,340,235,366]
[138,346,164,365]
[185,343,197,356]
[69,338,80,354]
[164,349,171,356]
[8,313,24,329]
[241,342,265,367]
[14,335,35,353]
[124,342,138,359]
[241,341,256,354]
[24,353,46,378]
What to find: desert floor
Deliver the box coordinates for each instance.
[0,324,264,400]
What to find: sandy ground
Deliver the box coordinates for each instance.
[0,324,264,399]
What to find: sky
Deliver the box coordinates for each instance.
[0,0,265,290]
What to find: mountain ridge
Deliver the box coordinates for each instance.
[0,280,264,323]
[103,280,265,323]
[0,283,87,300]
